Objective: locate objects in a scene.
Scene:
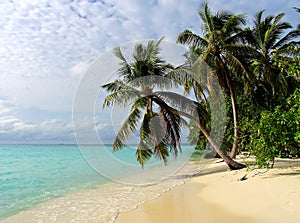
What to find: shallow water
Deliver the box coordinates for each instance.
[0,145,106,219]
[0,144,203,222]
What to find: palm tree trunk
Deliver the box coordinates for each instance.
[177,111,245,170]
[152,95,245,170]
[226,76,239,158]
[219,56,239,158]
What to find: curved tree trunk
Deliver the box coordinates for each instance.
[178,111,245,170]
[153,96,245,170]
[219,56,239,158]
[226,75,239,158]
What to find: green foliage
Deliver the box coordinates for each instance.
[102,5,300,169]
[273,46,300,81]
[249,89,300,168]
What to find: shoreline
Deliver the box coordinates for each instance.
[1,158,299,223]
[0,160,204,223]
[115,158,300,223]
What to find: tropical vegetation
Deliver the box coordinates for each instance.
[102,3,300,170]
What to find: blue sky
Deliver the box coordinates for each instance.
[0,0,299,144]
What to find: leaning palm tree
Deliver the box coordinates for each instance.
[102,38,181,166]
[177,3,252,158]
[102,39,246,169]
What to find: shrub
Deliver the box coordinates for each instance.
[249,88,300,168]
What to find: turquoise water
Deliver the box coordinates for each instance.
[0,145,107,219]
[0,144,196,220]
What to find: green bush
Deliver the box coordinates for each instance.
[249,88,300,168]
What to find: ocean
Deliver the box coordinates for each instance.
[0,144,204,222]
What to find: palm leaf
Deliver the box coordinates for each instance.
[222,14,246,37]
[165,65,201,89]
[153,141,169,165]
[157,100,181,157]
[101,80,124,93]
[139,111,152,144]
[112,97,148,152]
[201,3,214,33]
[114,46,127,63]
[177,30,208,48]
[102,87,140,108]
[273,30,300,49]
[136,141,153,167]
[154,91,210,125]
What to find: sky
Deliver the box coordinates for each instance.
[0,0,299,144]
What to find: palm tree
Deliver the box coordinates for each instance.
[102,38,181,166]
[177,3,251,158]
[102,39,246,169]
[247,10,300,99]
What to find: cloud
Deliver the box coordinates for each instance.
[0,99,74,143]
[0,99,16,116]
[0,0,298,143]
[0,116,75,143]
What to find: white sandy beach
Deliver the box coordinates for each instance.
[116,158,300,223]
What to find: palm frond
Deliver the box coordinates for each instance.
[272,13,286,26]
[157,99,181,157]
[145,37,164,61]
[153,142,169,165]
[274,30,300,49]
[147,114,171,162]
[101,80,124,93]
[165,66,201,89]
[223,14,246,37]
[177,30,208,48]
[137,109,169,166]
[201,3,214,33]
[102,87,140,108]
[153,91,210,126]
[136,141,153,167]
[114,46,127,63]
[223,48,248,74]
[139,111,152,144]
[112,97,148,152]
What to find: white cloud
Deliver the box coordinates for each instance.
[0,99,74,143]
[0,99,16,116]
[0,115,74,143]
[0,0,298,143]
